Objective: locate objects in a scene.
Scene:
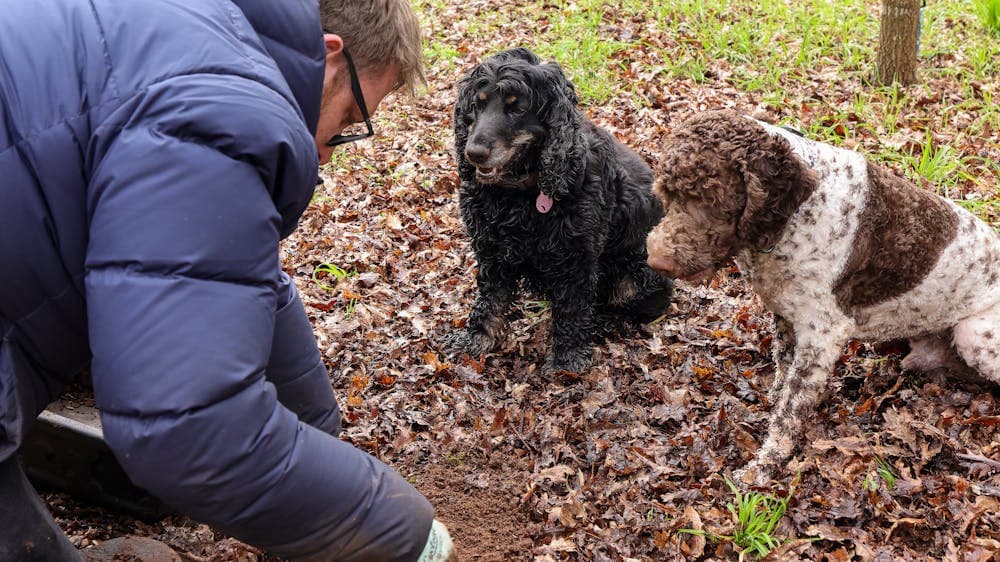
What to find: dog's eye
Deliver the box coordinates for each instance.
[472,92,488,112]
[504,95,525,115]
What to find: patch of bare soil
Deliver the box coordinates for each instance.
[406,457,535,561]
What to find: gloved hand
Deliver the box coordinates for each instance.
[416,519,459,562]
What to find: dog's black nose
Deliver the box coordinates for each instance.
[465,143,491,165]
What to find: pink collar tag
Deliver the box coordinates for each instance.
[536,192,554,214]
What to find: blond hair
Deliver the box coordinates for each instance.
[319,0,426,97]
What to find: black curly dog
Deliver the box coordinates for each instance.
[448,48,674,372]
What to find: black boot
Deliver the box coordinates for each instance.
[0,454,83,561]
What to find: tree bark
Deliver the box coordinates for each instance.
[876,0,921,85]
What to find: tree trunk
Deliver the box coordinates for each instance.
[876,0,921,85]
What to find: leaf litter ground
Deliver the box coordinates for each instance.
[46,0,1000,560]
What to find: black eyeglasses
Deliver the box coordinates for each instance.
[326,46,374,147]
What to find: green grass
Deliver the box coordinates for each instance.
[414,0,996,133]
[957,199,1000,231]
[653,0,874,84]
[679,478,794,561]
[409,0,999,210]
[877,82,907,136]
[424,42,462,74]
[445,452,466,465]
[878,129,976,197]
[414,0,997,99]
[968,43,1000,78]
[672,48,711,83]
[975,0,1000,35]
[529,1,632,101]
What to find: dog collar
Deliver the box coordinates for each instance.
[754,119,818,169]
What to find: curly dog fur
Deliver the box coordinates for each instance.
[448,48,674,372]
[647,109,1000,484]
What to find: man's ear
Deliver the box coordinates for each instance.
[323,33,344,58]
[321,34,346,93]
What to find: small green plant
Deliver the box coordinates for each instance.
[864,456,898,491]
[312,263,360,316]
[423,42,462,73]
[968,43,999,79]
[671,50,711,83]
[678,478,793,561]
[912,131,964,192]
[344,298,358,317]
[725,479,791,559]
[312,263,357,291]
[877,82,906,136]
[862,472,876,492]
[975,0,1000,35]
[519,299,552,318]
[881,130,974,196]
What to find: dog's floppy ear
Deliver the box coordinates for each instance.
[734,137,818,251]
[735,157,771,248]
[532,61,583,201]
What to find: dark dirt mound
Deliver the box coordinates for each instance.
[407,458,535,561]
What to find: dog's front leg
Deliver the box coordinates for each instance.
[546,276,597,373]
[447,260,518,356]
[739,334,846,485]
[766,314,797,405]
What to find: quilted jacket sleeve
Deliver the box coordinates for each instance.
[84,73,432,561]
[270,272,342,436]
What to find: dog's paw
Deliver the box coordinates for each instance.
[545,347,593,374]
[629,280,674,323]
[444,330,496,357]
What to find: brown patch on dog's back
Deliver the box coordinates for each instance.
[833,163,958,312]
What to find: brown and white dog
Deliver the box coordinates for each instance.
[647,109,1000,484]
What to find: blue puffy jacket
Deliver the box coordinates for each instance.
[0,0,432,559]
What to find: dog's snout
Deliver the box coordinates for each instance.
[465,143,491,165]
[647,254,678,275]
[646,227,679,275]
